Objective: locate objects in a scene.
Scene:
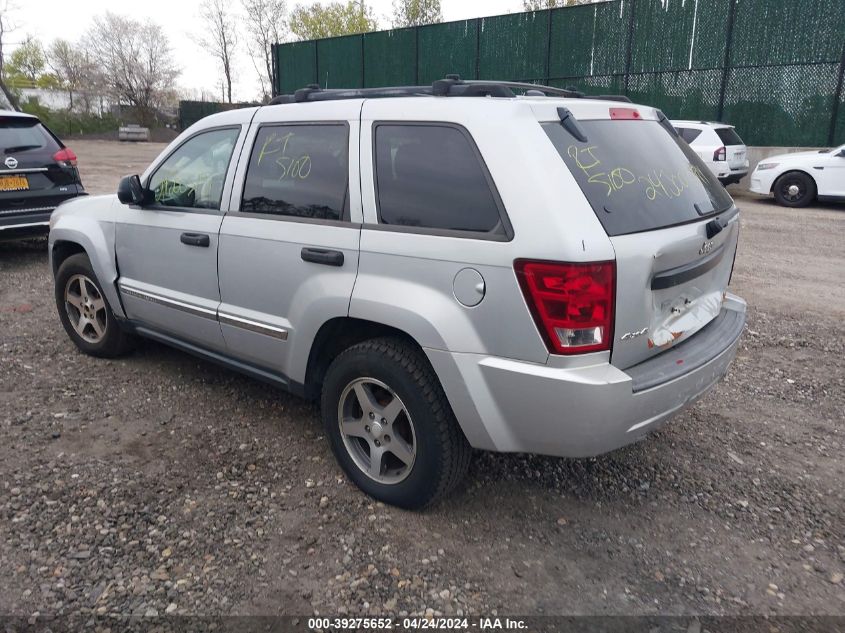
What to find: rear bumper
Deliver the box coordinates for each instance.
[428,293,746,458]
[0,211,52,239]
[0,188,85,236]
[719,171,747,185]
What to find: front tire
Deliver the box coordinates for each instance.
[54,253,135,358]
[321,337,471,509]
[773,171,816,207]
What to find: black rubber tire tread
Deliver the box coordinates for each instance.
[321,337,471,509]
[772,171,816,208]
[55,253,135,358]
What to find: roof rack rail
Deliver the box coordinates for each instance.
[268,75,634,105]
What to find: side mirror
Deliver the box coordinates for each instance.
[117,174,151,205]
[837,149,845,158]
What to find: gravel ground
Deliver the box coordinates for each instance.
[0,142,843,618]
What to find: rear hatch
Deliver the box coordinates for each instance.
[541,105,739,369]
[715,126,747,170]
[0,115,82,215]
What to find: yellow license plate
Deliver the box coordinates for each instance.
[0,175,29,191]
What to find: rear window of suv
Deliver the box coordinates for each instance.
[715,127,744,146]
[543,119,734,236]
[0,117,59,153]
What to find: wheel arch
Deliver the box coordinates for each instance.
[51,240,87,276]
[302,317,424,400]
[771,168,817,193]
[49,219,123,318]
[300,316,494,451]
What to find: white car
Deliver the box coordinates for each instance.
[672,120,749,186]
[749,145,845,207]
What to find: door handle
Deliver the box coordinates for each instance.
[180,232,210,247]
[301,247,344,267]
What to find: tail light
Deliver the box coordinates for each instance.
[514,260,615,355]
[53,147,77,167]
[713,146,726,162]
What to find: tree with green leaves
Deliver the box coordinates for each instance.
[391,0,441,28]
[0,0,18,79]
[6,35,45,83]
[289,1,378,41]
[523,0,597,9]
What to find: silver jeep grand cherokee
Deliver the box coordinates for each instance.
[49,78,746,509]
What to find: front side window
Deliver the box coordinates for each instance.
[241,124,349,221]
[374,124,504,235]
[148,127,240,210]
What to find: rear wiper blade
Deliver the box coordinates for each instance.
[4,145,40,154]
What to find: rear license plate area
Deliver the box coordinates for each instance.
[0,175,29,191]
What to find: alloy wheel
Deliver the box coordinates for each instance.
[64,274,107,344]
[337,377,417,484]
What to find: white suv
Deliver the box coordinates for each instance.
[49,78,746,508]
[672,120,749,186]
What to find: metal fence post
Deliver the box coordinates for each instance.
[545,8,553,84]
[271,44,278,96]
[475,17,482,79]
[314,41,320,88]
[415,27,420,85]
[717,0,738,122]
[361,35,366,88]
[828,41,845,146]
[623,0,637,94]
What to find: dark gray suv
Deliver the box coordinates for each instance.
[0,110,85,239]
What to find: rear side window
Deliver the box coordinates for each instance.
[715,127,744,146]
[677,127,702,144]
[543,119,733,236]
[374,124,504,235]
[0,117,60,153]
[241,124,348,221]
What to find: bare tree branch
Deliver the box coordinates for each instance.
[199,0,239,103]
[85,12,179,126]
[241,0,286,100]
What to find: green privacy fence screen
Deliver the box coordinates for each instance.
[272,0,845,147]
[178,100,253,130]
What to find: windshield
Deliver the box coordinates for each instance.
[543,119,734,236]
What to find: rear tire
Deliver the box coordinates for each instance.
[321,337,471,509]
[773,171,816,207]
[55,253,135,358]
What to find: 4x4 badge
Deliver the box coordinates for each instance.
[621,327,648,340]
[699,240,715,255]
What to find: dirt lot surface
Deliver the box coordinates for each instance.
[1,141,843,618]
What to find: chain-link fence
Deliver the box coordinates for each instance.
[272,0,845,147]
